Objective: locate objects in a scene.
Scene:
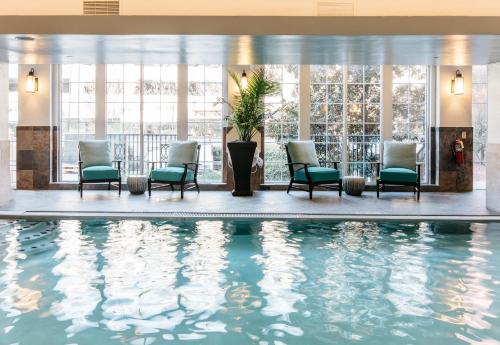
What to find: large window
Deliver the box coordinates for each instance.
[8,64,18,186]
[346,65,381,180]
[54,64,435,186]
[472,65,488,190]
[106,64,178,177]
[264,65,300,182]
[392,65,428,182]
[310,65,344,169]
[60,64,96,181]
[188,65,224,183]
[309,65,381,181]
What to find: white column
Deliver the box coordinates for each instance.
[0,62,12,205]
[486,63,500,211]
[299,65,310,140]
[380,65,393,153]
[95,64,106,139]
[177,64,188,141]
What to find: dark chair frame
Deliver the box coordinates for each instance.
[78,157,122,198]
[148,144,201,199]
[285,144,342,200]
[376,162,422,200]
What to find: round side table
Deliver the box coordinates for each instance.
[342,176,365,196]
[127,175,148,195]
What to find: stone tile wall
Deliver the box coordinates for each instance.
[436,127,473,192]
[16,126,57,190]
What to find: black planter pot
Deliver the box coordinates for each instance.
[227,141,257,196]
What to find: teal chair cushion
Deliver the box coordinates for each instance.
[151,167,194,182]
[295,167,340,183]
[82,166,119,181]
[287,141,320,171]
[79,140,112,169]
[383,141,417,170]
[380,168,418,183]
[167,141,198,168]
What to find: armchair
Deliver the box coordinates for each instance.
[148,141,201,199]
[78,140,121,197]
[285,141,342,199]
[376,141,421,200]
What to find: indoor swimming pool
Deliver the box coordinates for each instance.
[0,219,499,345]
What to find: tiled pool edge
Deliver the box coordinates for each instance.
[2,210,500,222]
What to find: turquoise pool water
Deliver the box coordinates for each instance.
[0,219,500,345]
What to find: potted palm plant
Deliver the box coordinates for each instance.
[223,67,280,196]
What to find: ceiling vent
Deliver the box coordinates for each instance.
[316,1,355,16]
[83,1,120,15]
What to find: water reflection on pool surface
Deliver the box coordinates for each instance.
[0,219,500,344]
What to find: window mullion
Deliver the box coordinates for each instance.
[95,64,106,140]
[177,64,188,141]
[299,65,310,140]
[342,65,348,177]
[139,64,145,175]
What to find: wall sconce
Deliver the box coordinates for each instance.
[25,68,39,93]
[241,70,248,90]
[451,70,464,95]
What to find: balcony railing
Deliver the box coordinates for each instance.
[60,133,176,181]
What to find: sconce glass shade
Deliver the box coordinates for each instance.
[26,68,39,93]
[241,70,248,90]
[451,70,464,95]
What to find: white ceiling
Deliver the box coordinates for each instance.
[1,16,500,65]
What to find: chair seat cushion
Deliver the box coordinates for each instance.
[295,167,340,183]
[150,167,194,182]
[82,166,119,181]
[380,168,418,183]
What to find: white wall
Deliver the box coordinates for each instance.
[17,64,51,126]
[0,63,8,140]
[1,0,500,16]
[0,62,11,204]
[437,66,472,128]
[488,64,500,144]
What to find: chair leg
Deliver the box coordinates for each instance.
[338,179,342,197]
[287,179,293,194]
[170,184,174,192]
[417,184,420,201]
[376,180,380,198]
[118,179,121,196]
[79,182,83,198]
[309,184,314,200]
[148,179,152,197]
[195,181,200,193]
[180,182,185,199]
[108,182,111,190]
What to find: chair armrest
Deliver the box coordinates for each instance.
[285,162,310,167]
[148,161,168,170]
[321,161,340,169]
[183,162,200,167]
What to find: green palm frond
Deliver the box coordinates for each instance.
[222,67,281,142]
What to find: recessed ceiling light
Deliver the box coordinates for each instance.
[66,55,73,58]
[15,36,35,41]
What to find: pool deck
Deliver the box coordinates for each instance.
[0,189,498,221]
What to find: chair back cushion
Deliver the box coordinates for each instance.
[167,141,199,168]
[383,141,416,170]
[79,140,112,169]
[287,141,320,171]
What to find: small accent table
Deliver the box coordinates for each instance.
[127,175,148,195]
[342,176,365,196]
